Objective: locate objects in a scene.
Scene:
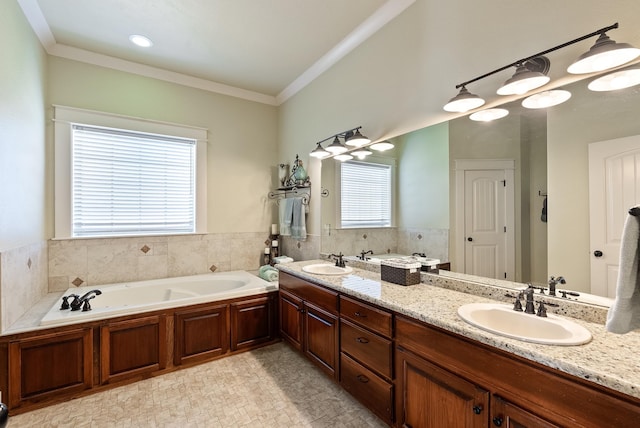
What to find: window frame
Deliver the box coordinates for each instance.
[53,105,208,239]
[337,157,396,229]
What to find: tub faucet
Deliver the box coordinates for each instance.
[548,276,566,297]
[60,294,79,310]
[70,289,102,312]
[360,250,373,260]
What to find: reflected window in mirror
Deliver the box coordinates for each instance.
[340,160,394,228]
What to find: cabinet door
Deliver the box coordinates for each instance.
[230,295,276,351]
[279,290,303,350]
[175,304,228,365]
[101,315,166,384]
[491,396,560,428]
[8,328,93,409]
[396,346,489,428]
[304,302,339,379]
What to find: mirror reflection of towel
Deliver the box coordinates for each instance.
[291,197,307,241]
[541,197,547,223]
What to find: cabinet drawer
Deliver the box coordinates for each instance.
[340,352,393,425]
[340,319,392,379]
[279,272,338,314]
[340,295,392,337]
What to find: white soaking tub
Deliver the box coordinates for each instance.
[40,271,277,327]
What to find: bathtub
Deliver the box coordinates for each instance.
[40,271,277,327]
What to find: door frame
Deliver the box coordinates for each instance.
[454,159,516,280]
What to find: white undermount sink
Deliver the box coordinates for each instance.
[457,303,592,346]
[302,263,353,275]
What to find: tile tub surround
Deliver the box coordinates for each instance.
[8,342,386,427]
[48,232,271,292]
[276,260,640,400]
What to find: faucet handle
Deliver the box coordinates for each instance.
[536,301,548,317]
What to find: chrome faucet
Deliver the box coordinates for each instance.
[330,252,346,268]
[548,275,566,297]
[360,250,373,260]
[70,289,102,311]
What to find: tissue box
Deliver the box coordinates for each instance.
[380,259,421,286]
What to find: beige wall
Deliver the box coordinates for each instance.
[47,57,279,235]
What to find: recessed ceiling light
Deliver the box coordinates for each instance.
[129,34,153,48]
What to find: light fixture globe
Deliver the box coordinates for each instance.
[351,148,372,159]
[469,108,510,122]
[310,142,330,159]
[443,87,485,112]
[497,64,550,95]
[325,136,348,154]
[522,89,571,109]
[334,153,353,162]
[345,129,371,147]
[370,141,394,151]
[568,32,640,74]
[588,68,640,91]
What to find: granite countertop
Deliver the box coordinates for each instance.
[277,259,640,400]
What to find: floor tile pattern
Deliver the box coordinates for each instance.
[9,343,386,427]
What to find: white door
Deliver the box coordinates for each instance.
[455,160,515,280]
[589,135,640,297]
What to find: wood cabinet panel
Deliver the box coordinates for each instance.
[304,302,339,379]
[396,346,489,428]
[230,295,276,351]
[340,318,392,379]
[8,328,93,408]
[340,295,392,338]
[174,304,228,365]
[491,396,559,428]
[340,352,393,425]
[279,271,338,314]
[279,289,303,350]
[101,315,166,384]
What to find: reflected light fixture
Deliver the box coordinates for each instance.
[469,108,509,122]
[443,86,485,112]
[588,68,640,91]
[370,140,394,151]
[496,57,551,95]
[351,147,372,159]
[325,136,348,154]
[444,23,637,113]
[334,153,354,162]
[568,33,640,74]
[129,34,153,47]
[522,89,571,109]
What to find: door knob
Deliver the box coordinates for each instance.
[467,237,473,242]
[594,250,603,257]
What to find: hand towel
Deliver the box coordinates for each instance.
[291,197,307,241]
[279,198,294,236]
[258,265,279,282]
[273,256,294,264]
[606,206,640,333]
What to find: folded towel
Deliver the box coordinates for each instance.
[606,207,640,333]
[291,197,307,241]
[273,256,294,264]
[258,265,279,282]
[279,198,294,236]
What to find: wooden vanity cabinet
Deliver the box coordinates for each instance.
[100,315,167,385]
[7,328,93,409]
[174,303,228,365]
[279,271,339,379]
[395,315,640,428]
[230,294,277,351]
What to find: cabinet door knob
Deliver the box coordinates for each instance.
[472,405,483,414]
[356,337,370,344]
[492,416,504,426]
[356,374,369,383]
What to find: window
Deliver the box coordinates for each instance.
[340,160,393,228]
[72,125,196,237]
[54,106,207,238]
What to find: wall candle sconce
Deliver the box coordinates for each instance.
[443,22,640,116]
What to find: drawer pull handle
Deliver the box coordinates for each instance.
[354,311,367,318]
[356,374,369,383]
[356,337,370,344]
[492,416,503,426]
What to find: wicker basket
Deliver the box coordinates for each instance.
[380,259,421,286]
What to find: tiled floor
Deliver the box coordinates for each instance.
[9,342,386,427]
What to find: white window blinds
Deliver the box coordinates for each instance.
[72,125,196,237]
[340,161,392,228]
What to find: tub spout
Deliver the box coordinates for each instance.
[70,289,102,311]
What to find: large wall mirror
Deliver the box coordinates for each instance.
[320,63,640,304]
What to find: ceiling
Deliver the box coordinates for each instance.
[18,0,414,105]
